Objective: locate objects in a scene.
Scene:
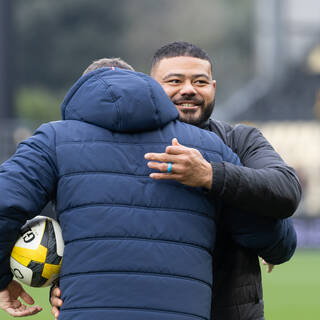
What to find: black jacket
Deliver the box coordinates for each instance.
[204,119,301,320]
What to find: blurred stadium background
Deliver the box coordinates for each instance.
[0,0,319,319]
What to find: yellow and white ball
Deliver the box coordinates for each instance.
[10,216,64,287]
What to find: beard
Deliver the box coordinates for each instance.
[175,98,215,127]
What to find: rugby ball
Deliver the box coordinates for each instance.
[10,216,64,287]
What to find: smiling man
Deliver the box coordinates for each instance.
[145,41,301,320]
[152,56,215,126]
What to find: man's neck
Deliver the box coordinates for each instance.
[197,118,210,129]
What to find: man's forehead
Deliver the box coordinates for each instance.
[154,56,212,78]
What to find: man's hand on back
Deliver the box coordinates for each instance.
[145,138,213,189]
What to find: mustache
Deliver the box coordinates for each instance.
[172,96,204,105]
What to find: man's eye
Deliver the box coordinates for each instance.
[167,79,181,84]
[194,80,209,85]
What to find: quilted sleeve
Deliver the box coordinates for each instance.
[222,207,297,264]
[0,123,58,289]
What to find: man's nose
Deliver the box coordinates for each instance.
[180,82,197,95]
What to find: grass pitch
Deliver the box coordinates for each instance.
[262,250,320,319]
[1,250,319,319]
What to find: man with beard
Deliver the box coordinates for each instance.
[144,41,301,320]
[51,44,301,320]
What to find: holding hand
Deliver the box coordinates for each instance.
[50,286,63,320]
[145,138,213,190]
[0,280,42,317]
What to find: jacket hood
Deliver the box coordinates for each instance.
[61,68,179,132]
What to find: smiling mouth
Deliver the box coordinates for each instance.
[176,103,199,109]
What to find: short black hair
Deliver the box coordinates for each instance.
[151,41,214,77]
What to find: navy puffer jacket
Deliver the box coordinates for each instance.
[0,69,296,320]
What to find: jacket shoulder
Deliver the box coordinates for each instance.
[208,119,234,143]
[209,119,265,156]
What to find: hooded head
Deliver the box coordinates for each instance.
[61,68,179,133]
